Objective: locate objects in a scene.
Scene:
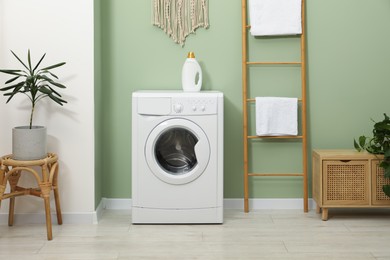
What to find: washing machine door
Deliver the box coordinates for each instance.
[145,118,210,185]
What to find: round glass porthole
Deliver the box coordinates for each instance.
[154,128,198,175]
[145,118,210,185]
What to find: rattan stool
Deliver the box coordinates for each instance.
[0,153,62,240]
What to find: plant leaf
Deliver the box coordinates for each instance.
[32,53,46,72]
[41,70,58,79]
[375,121,390,131]
[10,50,30,71]
[0,69,25,76]
[27,49,32,72]
[48,81,66,89]
[383,185,390,198]
[40,62,66,71]
[48,93,67,105]
[5,83,25,103]
[358,136,366,148]
[37,75,66,89]
[48,86,61,97]
[0,81,25,91]
[380,160,389,168]
[38,86,52,95]
[5,76,21,84]
[354,139,361,151]
[384,113,389,121]
[36,74,51,81]
[384,165,390,179]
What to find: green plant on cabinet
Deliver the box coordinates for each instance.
[354,113,390,197]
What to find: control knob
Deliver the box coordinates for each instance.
[174,103,183,113]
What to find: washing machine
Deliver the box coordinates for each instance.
[131,90,223,224]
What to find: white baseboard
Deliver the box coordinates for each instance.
[0,198,316,225]
[0,212,99,225]
[101,198,316,211]
[224,198,316,210]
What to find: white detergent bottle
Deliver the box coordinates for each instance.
[182,52,202,92]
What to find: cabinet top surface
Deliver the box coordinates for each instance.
[312,149,383,159]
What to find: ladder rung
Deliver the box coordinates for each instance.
[245,25,302,38]
[246,61,302,65]
[247,98,302,102]
[247,135,303,139]
[248,173,304,177]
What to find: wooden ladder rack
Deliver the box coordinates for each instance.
[241,0,308,213]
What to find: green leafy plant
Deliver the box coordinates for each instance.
[0,50,67,129]
[354,113,390,197]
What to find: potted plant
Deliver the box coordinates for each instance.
[354,113,390,197]
[0,50,67,160]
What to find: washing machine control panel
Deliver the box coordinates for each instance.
[172,97,218,115]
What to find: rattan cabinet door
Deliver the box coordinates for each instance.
[323,160,369,206]
[371,160,390,206]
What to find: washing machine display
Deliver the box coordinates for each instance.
[132,91,223,224]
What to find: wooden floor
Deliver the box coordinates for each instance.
[0,209,390,259]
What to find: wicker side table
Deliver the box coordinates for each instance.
[312,149,390,221]
[0,153,62,240]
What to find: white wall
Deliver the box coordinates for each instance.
[0,0,95,222]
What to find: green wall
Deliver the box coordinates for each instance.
[98,0,390,200]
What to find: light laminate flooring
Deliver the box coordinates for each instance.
[0,209,390,259]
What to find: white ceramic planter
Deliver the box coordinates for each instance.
[12,126,47,160]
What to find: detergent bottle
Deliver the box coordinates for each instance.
[182,52,202,92]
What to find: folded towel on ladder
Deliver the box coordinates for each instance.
[255,97,298,136]
[249,0,302,36]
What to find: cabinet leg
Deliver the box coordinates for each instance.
[321,208,328,221]
[316,204,321,214]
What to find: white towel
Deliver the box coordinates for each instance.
[255,97,298,136]
[249,0,302,36]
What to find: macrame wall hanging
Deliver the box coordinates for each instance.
[152,0,209,46]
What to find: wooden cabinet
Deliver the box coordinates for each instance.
[312,150,390,220]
